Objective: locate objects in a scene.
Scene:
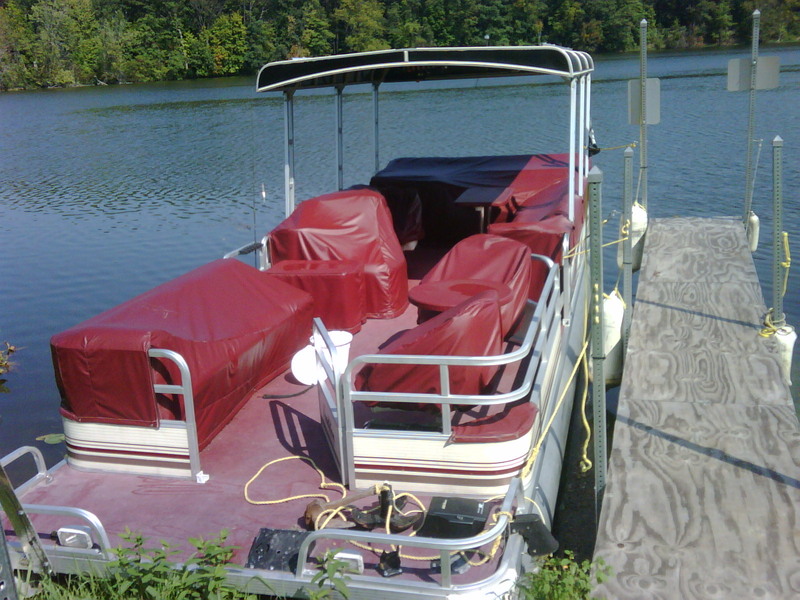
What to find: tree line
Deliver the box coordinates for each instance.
[0,0,797,90]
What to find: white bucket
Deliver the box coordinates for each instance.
[312,330,353,377]
[291,330,353,385]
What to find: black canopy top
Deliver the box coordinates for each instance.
[256,46,594,93]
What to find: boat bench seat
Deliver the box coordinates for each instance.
[51,259,314,451]
[416,233,533,336]
[451,401,538,443]
[355,290,504,408]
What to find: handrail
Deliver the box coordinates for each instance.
[20,504,114,559]
[0,446,51,496]
[295,477,522,586]
[340,255,559,418]
[147,349,207,483]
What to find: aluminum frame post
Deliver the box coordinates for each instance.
[283,91,296,217]
[588,166,607,515]
[335,85,344,190]
[744,10,761,227]
[639,19,648,210]
[372,83,380,174]
[772,136,786,327]
[622,147,634,355]
[1,525,19,600]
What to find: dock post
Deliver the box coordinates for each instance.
[622,147,634,355]
[772,136,786,327]
[743,10,761,227]
[588,166,607,514]
[639,19,648,210]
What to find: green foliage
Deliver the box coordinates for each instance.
[32,528,257,600]
[0,0,799,89]
[517,550,612,600]
[307,548,352,600]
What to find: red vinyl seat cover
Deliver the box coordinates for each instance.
[268,189,408,319]
[420,234,532,336]
[51,259,314,449]
[355,290,503,409]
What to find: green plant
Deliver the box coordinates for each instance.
[517,550,612,600]
[32,529,257,600]
[307,549,352,600]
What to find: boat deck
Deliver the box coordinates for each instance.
[593,217,800,599]
[8,242,515,587]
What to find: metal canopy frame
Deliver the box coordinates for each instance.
[257,46,594,220]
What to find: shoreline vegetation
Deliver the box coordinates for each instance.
[1,1,799,91]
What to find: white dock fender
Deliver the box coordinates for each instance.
[747,211,760,253]
[618,202,648,271]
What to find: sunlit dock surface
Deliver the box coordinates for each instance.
[593,217,800,599]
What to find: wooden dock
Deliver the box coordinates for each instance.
[593,217,800,599]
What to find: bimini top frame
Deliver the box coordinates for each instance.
[256,46,594,222]
[257,46,593,92]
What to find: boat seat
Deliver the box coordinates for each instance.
[268,188,408,319]
[416,234,532,336]
[51,259,314,451]
[355,290,503,410]
[451,401,538,443]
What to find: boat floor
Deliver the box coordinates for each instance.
[10,243,514,584]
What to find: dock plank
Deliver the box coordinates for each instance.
[593,217,800,599]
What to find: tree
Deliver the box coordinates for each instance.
[334,0,389,52]
[0,1,36,89]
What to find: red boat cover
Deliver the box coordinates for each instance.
[421,234,532,336]
[355,291,503,406]
[268,189,408,319]
[51,259,313,449]
[265,260,365,334]
[370,154,580,243]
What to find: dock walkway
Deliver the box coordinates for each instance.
[593,217,800,599]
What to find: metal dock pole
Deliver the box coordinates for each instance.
[772,136,786,327]
[639,19,648,210]
[622,146,634,355]
[588,166,607,514]
[743,10,761,226]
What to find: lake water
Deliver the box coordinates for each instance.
[1,47,798,468]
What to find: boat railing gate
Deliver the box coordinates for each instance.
[297,476,524,590]
[312,254,561,488]
[1,447,116,570]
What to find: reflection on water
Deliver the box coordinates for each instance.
[1,49,798,464]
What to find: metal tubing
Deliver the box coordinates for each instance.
[744,10,761,226]
[0,525,19,600]
[639,19,648,210]
[283,91,296,216]
[772,136,785,327]
[622,147,634,354]
[148,349,204,482]
[587,166,607,514]
[372,83,380,174]
[335,85,344,190]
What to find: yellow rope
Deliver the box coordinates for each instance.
[578,348,593,473]
[244,455,346,505]
[588,141,638,152]
[760,232,792,338]
[563,236,628,260]
[521,340,590,480]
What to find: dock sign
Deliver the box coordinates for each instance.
[727,56,780,92]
